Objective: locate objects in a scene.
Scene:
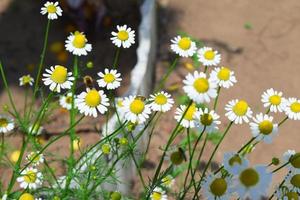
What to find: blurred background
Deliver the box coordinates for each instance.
[0,0,300,195]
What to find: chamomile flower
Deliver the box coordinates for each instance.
[75,88,109,118]
[283,150,300,173]
[234,165,272,200]
[202,174,232,200]
[17,167,43,189]
[59,93,74,110]
[40,1,62,20]
[42,65,74,93]
[198,47,221,67]
[170,36,197,57]
[114,97,126,119]
[28,124,44,136]
[210,67,237,89]
[250,113,278,144]
[223,152,249,175]
[97,68,122,90]
[174,103,198,128]
[285,171,300,193]
[19,75,34,86]
[1,193,7,200]
[149,91,174,112]
[284,98,300,120]
[183,71,217,104]
[123,96,151,124]
[161,175,175,188]
[111,25,135,48]
[225,99,252,124]
[26,152,44,166]
[0,115,14,134]
[261,88,286,113]
[194,108,220,134]
[19,193,41,200]
[65,31,92,56]
[150,187,167,200]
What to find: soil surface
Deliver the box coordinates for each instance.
[1,0,300,199]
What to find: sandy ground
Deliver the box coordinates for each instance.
[1,0,300,199]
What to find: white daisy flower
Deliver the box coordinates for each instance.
[194,108,220,134]
[59,93,74,110]
[249,113,279,144]
[161,175,175,189]
[75,88,109,118]
[150,187,167,200]
[115,97,126,119]
[261,88,286,113]
[174,103,198,128]
[65,31,92,56]
[17,167,43,189]
[28,124,44,136]
[233,165,272,200]
[123,96,151,124]
[225,99,252,124]
[111,25,135,48]
[198,47,221,67]
[283,150,300,173]
[285,171,300,194]
[170,36,197,57]
[284,98,300,120]
[40,1,62,20]
[19,75,34,86]
[210,67,237,89]
[183,71,217,104]
[149,91,174,112]
[202,174,232,200]
[97,68,122,90]
[0,115,14,134]
[26,152,44,166]
[42,65,74,93]
[223,152,249,175]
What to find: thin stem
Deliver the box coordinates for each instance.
[213,86,221,110]
[183,128,192,189]
[278,116,288,126]
[112,48,121,69]
[155,57,179,91]
[193,121,234,199]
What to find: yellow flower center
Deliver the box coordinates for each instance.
[162,176,172,187]
[152,192,162,200]
[290,174,300,188]
[178,37,191,50]
[22,75,32,85]
[209,178,227,197]
[291,102,300,113]
[269,95,281,105]
[204,50,215,60]
[233,100,249,116]
[47,4,57,13]
[258,120,273,135]
[85,90,101,107]
[50,66,67,84]
[285,191,299,200]
[0,118,8,128]
[184,103,197,121]
[129,99,145,114]
[229,154,242,166]
[24,170,37,183]
[103,73,116,83]
[72,139,82,151]
[19,193,35,200]
[10,150,20,163]
[217,67,231,81]
[154,94,167,105]
[117,30,129,41]
[290,153,300,169]
[239,168,259,187]
[72,32,87,48]
[200,113,213,126]
[193,78,209,93]
[65,96,72,104]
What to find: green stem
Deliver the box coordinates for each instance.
[155,57,179,91]
[193,121,233,199]
[113,48,121,69]
[213,86,221,110]
[278,116,288,126]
